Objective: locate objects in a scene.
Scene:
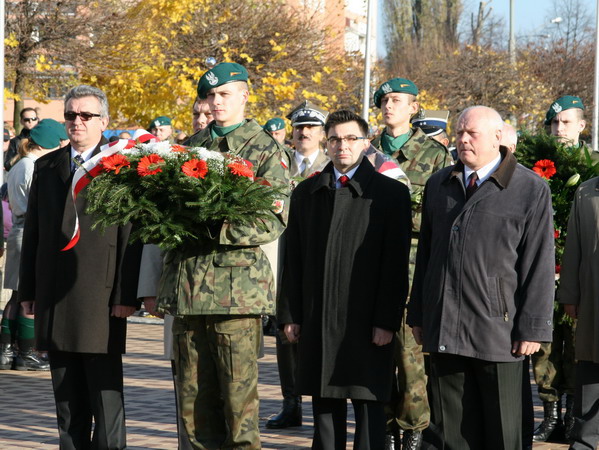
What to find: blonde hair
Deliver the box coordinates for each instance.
[11,138,38,166]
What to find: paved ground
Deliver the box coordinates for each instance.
[0,316,572,449]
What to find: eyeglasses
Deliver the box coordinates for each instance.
[326,135,368,145]
[22,117,38,123]
[64,111,102,121]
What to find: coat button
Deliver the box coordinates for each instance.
[546,320,552,326]
[452,225,459,231]
[439,345,446,351]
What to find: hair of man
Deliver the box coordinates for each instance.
[64,85,109,118]
[20,108,37,120]
[325,110,369,137]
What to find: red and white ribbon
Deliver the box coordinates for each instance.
[61,130,157,251]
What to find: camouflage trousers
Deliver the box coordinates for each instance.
[173,315,262,450]
[532,317,576,403]
[385,309,430,432]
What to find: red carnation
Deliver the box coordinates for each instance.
[554,229,560,239]
[555,265,561,274]
[228,162,254,179]
[101,154,130,174]
[137,154,165,176]
[181,158,208,179]
[532,160,557,179]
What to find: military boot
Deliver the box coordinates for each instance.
[532,400,564,442]
[265,396,301,428]
[563,394,575,441]
[0,343,15,370]
[401,430,423,450]
[15,349,50,371]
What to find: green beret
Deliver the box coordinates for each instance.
[545,95,585,125]
[29,119,66,149]
[149,116,172,129]
[373,78,418,108]
[264,118,285,132]
[197,62,249,100]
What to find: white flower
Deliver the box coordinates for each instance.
[192,147,225,162]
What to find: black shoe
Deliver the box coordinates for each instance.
[265,397,301,428]
[15,350,50,371]
[563,394,575,442]
[0,343,15,370]
[401,430,423,450]
[384,430,400,450]
[533,400,565,442]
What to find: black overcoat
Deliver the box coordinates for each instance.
[277,158,411,401]
[18,141,142,353]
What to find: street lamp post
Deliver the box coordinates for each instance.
[593,0,599,151]
[362,0,374,122]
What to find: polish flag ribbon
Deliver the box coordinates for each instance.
[61,130,157,251]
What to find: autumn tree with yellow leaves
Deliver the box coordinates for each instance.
[83,0,367,132]
[4,0,125,132]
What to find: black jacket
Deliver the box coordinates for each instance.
[408,149,555,362]
[278,158,411,401]
[19,140,142,353]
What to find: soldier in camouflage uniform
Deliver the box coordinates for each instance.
[153,63,289,449]
[371,78,453,450]
[148,115,175,143]
[532,95,588,443]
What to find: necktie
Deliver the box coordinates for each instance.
[72,154,84,174]
[466,172,478,199]
[339,175,350,188]
[300,157,311,178]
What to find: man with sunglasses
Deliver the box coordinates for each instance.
[278,109,411,450]
[19,85,142,449]
[5,108,39,171]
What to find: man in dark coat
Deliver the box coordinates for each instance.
[278,110,412,450]
[5,107,39,171]
[19,85,141,449]
[408,106,555,449]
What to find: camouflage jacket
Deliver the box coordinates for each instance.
[372,127,453,232]
[157,119,290,316]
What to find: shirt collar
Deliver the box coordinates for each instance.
[333,164,360,183]
[464,153,501,186]
[294,149,320,167]
[70,146,96,162]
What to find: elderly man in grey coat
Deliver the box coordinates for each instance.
[408,106,555,449]
[558,175,599,449]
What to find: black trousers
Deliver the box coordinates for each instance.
[570,360,599,450]
[521,356,534,448]
[428,353,522,450]
[275,327,298,399]
[311,397,385,450]
[49,351,126,450]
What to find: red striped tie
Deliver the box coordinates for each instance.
[339,175,350,187]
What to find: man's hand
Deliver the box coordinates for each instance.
[143,297,164,318]
[21,301,35,315]
[412,326,424,345]
[372,327,393,346]
[111,305,136,318]
[511,340,541,356]
[284,323,301,343]
[564,304,578,320]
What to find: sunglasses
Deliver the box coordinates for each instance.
[64,111,102,121]
[22,117,38,123]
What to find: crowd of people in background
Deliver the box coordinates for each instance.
[0,60,598,450]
